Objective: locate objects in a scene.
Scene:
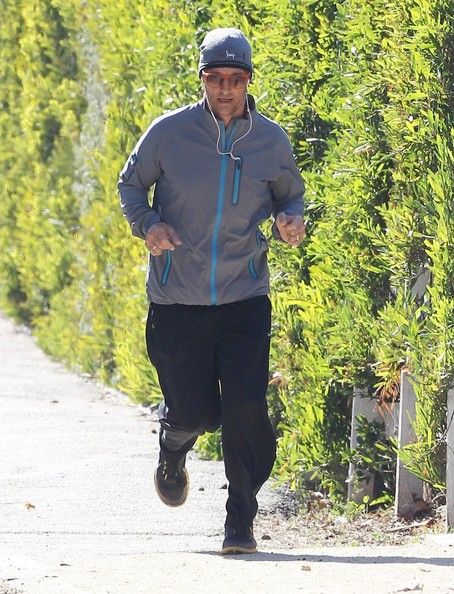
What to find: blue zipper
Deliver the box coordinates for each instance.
[248,230,261,279]
[231,156,242,205]
[210,122,237,305]
[160,251,172,286]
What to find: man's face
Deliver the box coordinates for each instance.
[202,67,250,125]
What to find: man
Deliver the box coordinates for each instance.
[118,27,305,554]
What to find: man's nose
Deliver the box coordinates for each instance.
[219,77,231,91]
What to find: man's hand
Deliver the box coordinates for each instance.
[275,213,306,247]
[145,223,182,256]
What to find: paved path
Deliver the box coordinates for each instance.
[0,312,453,594]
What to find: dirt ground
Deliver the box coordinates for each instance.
[260,500,447,551]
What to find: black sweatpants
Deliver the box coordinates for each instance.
[145,295,276,531]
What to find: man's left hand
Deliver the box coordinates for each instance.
[275,213,306,246]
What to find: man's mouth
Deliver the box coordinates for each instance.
[217,97,233,103]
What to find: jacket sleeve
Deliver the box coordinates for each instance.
[117,123,162,239]
[270,132,305,239]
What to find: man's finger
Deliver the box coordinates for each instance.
[276,212,288,227]
[285,216,303,230]
[160,237,177,251]
[167,228,182,246]
[145,236,159,251]
[277,226,290,242]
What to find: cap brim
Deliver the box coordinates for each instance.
[199,61,252,74]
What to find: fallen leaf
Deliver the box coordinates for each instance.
[395,584,423,592]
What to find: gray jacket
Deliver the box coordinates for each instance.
[118,96,304,306]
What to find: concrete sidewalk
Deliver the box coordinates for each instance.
[0,312,453,594]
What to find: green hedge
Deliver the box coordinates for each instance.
[1,0,452,499]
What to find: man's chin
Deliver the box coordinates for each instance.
[215,101,234,111]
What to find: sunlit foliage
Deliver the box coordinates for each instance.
[0,0,452,498]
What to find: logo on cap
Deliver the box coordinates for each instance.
[226,50,235,59]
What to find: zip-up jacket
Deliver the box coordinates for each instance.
[118,96,304,306]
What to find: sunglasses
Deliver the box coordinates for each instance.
[202,72,250,89]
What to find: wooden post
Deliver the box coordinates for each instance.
[381,401,399,440]
[347,388,378,502]
[447,388,454,530]
[395,370,424,517]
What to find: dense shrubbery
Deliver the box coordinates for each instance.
[1,0,452,499]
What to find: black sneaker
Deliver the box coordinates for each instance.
[221,526,257,555]
[154,449,189,507]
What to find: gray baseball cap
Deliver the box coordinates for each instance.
[198,28,253,75]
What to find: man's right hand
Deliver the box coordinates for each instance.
[145,223,182,257]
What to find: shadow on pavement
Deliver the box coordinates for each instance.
[198,551,454,566]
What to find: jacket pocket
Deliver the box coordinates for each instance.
[231,157,242,205]
[248,230,266,280]
[160,251,172,286]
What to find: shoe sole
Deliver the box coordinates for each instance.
[154,468,189,507]
[220,544,257,555]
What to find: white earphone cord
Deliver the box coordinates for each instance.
[206,94,252,161]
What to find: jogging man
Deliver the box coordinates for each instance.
[118,27,305,554]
